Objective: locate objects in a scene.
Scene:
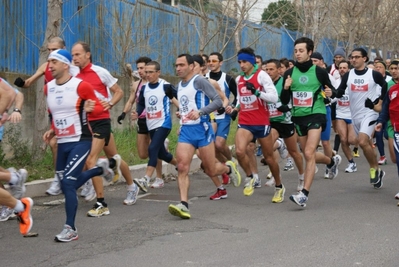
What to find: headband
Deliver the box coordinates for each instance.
[238,53,256,65]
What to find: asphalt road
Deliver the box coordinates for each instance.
[2,146,399,267]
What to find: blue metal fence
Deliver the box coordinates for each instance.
[0,0,340,76]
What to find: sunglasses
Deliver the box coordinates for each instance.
[207,59,219,63]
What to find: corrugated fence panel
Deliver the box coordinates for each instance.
[1,0,343,76]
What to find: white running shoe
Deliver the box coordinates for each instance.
[150,177,165,188]
[9,168,27,199]
[297,179,304,191]
[265,176,276,187]
[277,139,289,159]
[111,154,122,183]
[46,176,62,196]
[96,158,114,182]
[324,168,329,179]
[80,180,92,197]
[395,192,399,199]
[124,184,139,205]
[345,162,357,173]
[84,182,96,202]
[0,206,16,222]
[134,177,149,193]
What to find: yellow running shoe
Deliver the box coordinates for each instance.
[272,185,285,203]
[353,150,360,158]
[168,203,190,219]
[243,177,255,196]
[87,202,110,217]
[226,161,241,187]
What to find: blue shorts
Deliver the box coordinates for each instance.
[215,119,231,139]
[321,106,331,141]
[336,117,352,124]
[238,124,271,139]
[179,122,214,149]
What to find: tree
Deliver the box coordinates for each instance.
[261,0,299,31]
[32,0,62,161]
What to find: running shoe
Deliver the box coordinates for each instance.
[209,188,227,200]
[284,160,294,171]
[370,168,379,184]
[266,170,273,179]
[243,177,255,196]
[81,180,92,197]
[84,182,96,202]
[373,169,385,189]
[353,150,360,158]
[111,154,122,183]
[226,160,241,187]
[221,173,230,185]
[46,177,62,196]
[134,177,148,193]
[168,203,190,219]
[253,176,261,188]
[289,191,308,208]
[150,177,165,188]
[297,179,304,192]
[328,155,341,179]
[96,158,115,182]
[378,156,387,165]
[324,168,329,179]
[54,224,78,242]
[265,176,276,187]
[0,206,15,221]
[124,184,139,205]
[10,169,27,199]
[272,185,285,203]
[87,202,110,217]
[345,162,357,173]
[395,192,399,199]
[277,139,289,159]
[17,197,33,235]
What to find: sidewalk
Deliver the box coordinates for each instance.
[24,155,201,198]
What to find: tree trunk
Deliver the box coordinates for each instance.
[32,0,62,161]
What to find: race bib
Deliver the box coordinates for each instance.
[293,91,313,107]
[146,106,162,120]
[267,103,283,118]
[54,116,76,137]
[240,95,258,111]
[338,95,350,106]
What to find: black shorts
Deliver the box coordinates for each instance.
[271,122,295,139]
[292,114,326,137]
[137,118,149,134]
[89,119,111,146]
[330,102,337,120]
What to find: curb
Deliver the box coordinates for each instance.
[25,155,201,198]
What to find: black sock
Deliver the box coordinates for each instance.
[349,159,354,163]
[327,158,334,168]
[247,174,253,178]
[275,184,282,189]
[181,201,189,209]
[108,158,116,169]
[97,198,107,207]
[333,134,340,152]
[353,147,358,153]
[301,189,309,196]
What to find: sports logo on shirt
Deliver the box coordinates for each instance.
[148,95,158,106]
[299,75,309,84]
[56,96,63,105]
[391,91,398,100]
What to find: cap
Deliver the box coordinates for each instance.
[310,52,323,60]
[333,47,346,57]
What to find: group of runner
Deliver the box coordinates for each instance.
[1,36,398,240]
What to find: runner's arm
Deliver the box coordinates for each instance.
[194,77,222,114]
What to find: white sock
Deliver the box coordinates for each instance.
[253,173,259,180]
[13,200,24,213]
[127,183,136,191]
[298,173,304,181]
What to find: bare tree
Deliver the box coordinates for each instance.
[32,0,62,161]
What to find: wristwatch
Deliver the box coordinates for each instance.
[198,110,204,116]
[13,108,21,114]
[108,102,114,107]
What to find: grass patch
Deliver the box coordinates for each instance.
[2,120,238,182]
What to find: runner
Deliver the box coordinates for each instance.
[43,49,114,241]
[71,42,139,216]
[335,47,387,189]
[281,37,341,208]
[168,54,240,219]
[232,47,285,201]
